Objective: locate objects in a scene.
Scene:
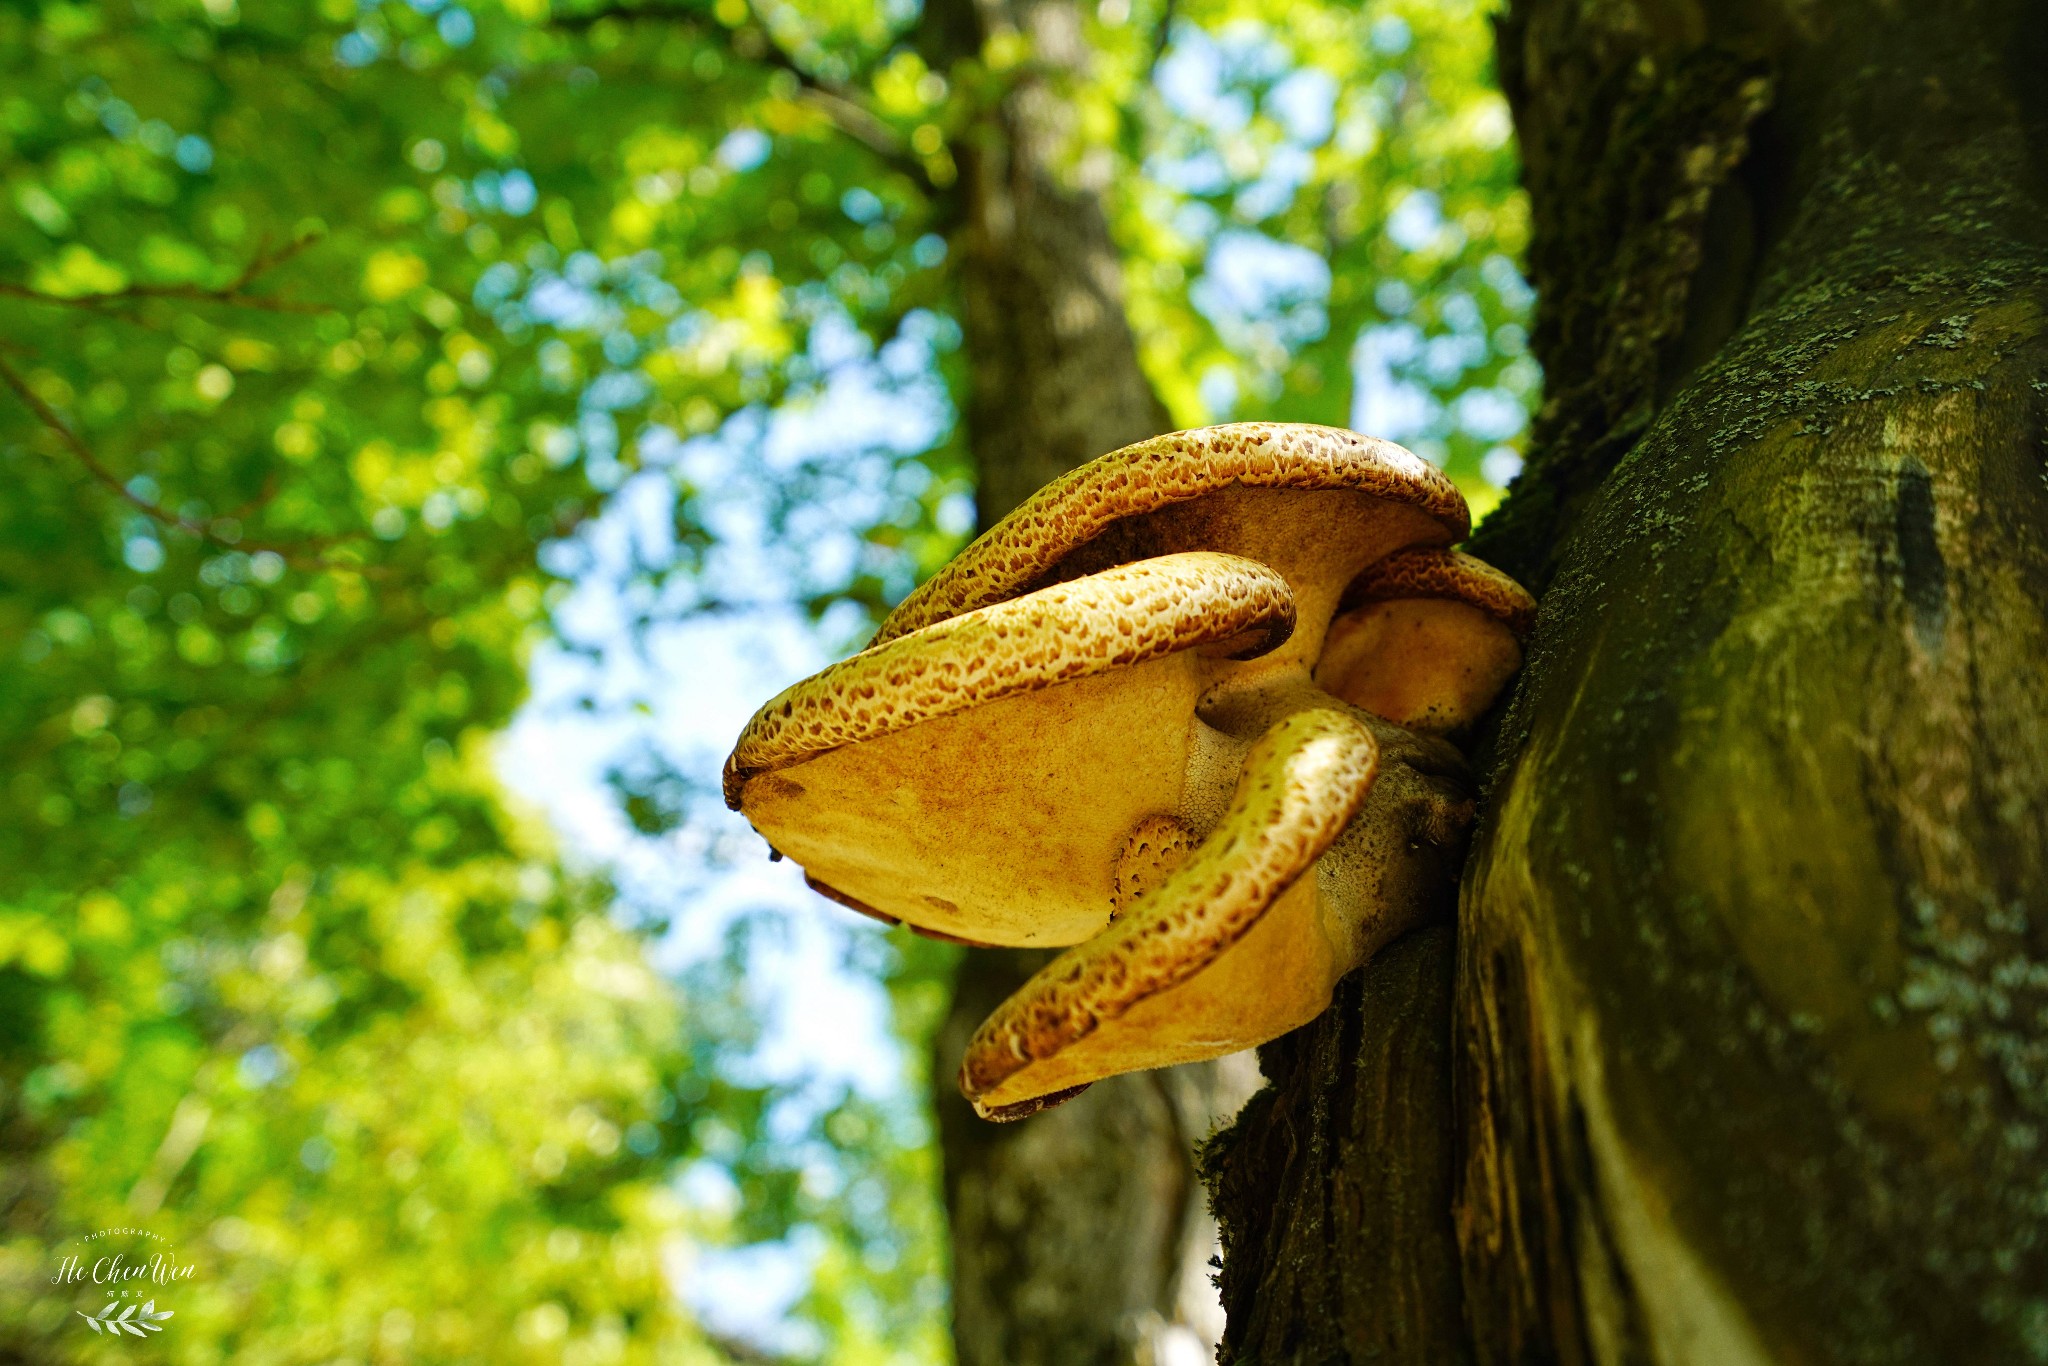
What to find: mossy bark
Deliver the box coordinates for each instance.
[1209,2,2048,1361]
[1203,926,1468,1364]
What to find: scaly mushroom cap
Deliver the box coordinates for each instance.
[879,423,1468,669]
[722,422,1537,1116]
[724,553,1298,946]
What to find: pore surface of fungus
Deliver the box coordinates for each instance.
[724,422,1535,1118]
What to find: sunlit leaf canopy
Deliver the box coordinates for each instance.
[0,0,1525,1359]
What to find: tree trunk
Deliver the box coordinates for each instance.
[1209,2,2048,1362]
[921,3,1253,1363]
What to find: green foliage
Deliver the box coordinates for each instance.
[0,0,1525,1361]
[0,5,727,1359]
[1104,0,1534,515]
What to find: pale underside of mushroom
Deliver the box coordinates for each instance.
[724,422,1535,1120]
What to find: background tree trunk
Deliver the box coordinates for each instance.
[920,2,1258,1362]
[1209,1,2048,1362]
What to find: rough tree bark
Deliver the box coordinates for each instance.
[920,2,1256,1363]
[1208,1,2048,1362]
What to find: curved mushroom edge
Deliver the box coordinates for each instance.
[876,423,1468,643]
[804,872,898,928]
[957,706,1380,1111]
[721,551,1296,809]
[1341,546,1538,638]
[804,873,1002,947]
[971,1083,1093,1122]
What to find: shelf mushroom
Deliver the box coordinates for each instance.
[723,423,1535,1120]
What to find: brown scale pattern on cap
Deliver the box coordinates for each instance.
[722,552,1295,808]
[876,423,1468,643]
[958,708,1380,1104]
[1344,547,1540,637]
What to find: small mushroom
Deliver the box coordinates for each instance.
[723,423,1535,1119]
[1316,547,1536,735]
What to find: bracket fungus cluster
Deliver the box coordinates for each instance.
[723,423,1535,1121]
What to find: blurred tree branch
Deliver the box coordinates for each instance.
[552,2,939,190]
[0,351,364,569]
[1147,0,1178,79]
[0,234,324,315]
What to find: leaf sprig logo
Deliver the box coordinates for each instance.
[51,1226,199,1339]
[78,1298,175,1337]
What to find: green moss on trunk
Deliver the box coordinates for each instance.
[1208,2,2048,1361]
